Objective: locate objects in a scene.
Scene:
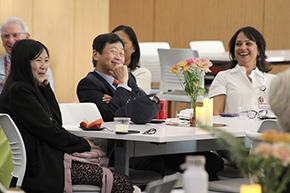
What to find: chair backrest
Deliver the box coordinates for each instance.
[59,103,102,127]
[59,103,107,153]
[246,120,281,149]
[157,48,201,92]
[0,113,26,188]
[189,40,225,53]
[139,42,170,84]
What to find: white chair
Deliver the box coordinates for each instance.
[157,48,203,116]
[208,120,281,193]
[1,111,100,193]
[59,103,103,192]
[59,102,102,127]
[59,103,162,188]
[0,113,26,189]
[139,42,170,94]
[246,120,281,151]
[189,40,225,54]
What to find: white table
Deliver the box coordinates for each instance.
[200,50,290,63]
[66,116,263,175]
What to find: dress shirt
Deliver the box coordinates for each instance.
[95,70,132,91]
[209,65,276,113]
[0,53,54,92]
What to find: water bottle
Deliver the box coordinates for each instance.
[182,155,208,193]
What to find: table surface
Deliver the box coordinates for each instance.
[200,49,290,63]
[66,116,265,174]
[66,116,263,143]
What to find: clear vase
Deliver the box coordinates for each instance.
[190,107,196,127]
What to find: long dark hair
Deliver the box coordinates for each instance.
[112,25,140,72]
[0,39,50,111]
[228,26,272,72]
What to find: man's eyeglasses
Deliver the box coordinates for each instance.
[240,109,268,119]
[1,33,27,40]
[143,128,157,135]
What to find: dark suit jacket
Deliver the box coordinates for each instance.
[0,82,90,193]
[77,70,145,122]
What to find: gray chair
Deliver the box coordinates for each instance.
[157,48,203,116]
[139,42,171,94]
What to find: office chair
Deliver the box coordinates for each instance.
[0,113,26,189]
[189,40,225,54]
[139,42,170,94]
[59,103,162,188]
[157,48,203,116]
[208,120,281,193]
[1,112,100,193]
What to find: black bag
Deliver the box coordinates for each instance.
[115,94,160,124]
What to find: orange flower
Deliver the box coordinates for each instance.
[259,130,290,143]
[169,64,179,73]
[259,130,279,142]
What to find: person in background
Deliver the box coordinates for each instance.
[0,16,54,92]
[112,25,152,94]
[0,16,55,188]
[269,68,290,132]
[268,68,290,193]
[77,33,146,122]
[0,39,133,193]
[77,33,165,177]
[209,26,276,115]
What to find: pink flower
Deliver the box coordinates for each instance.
[254,142,273,159]
[272,142,290,167]
[186,58,196,64]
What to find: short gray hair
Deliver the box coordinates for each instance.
[0,17,29,35]
[269,68,290,132]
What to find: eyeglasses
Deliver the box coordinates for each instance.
[1,33,27,40]
[240,109,268,119]
[143,128,157,135]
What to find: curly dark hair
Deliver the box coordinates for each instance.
[228,26,272,72]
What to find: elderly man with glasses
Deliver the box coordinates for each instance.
[0,17,54,93]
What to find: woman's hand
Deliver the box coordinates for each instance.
[102,94,112,103]
[38,75,49,87]
[86,139,101,149]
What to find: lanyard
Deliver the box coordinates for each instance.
[4,56,8,74]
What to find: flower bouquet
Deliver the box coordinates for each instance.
[169,58,212,126]
[201,127,290,193]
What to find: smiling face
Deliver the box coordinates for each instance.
[114,30,135,66]
[30,49,49,85]
[1,22,30,55]
[234,32,259,68]
[93,42,125,75]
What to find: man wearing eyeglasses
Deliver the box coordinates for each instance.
[0,17,54,93]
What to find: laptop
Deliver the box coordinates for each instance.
[145,176,178,193]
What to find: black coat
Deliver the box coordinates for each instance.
[0,82,90,193]
[77,71,145,122]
